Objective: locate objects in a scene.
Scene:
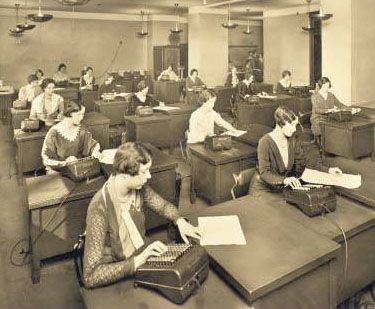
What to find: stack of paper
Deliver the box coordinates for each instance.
[301,168,362,189]
[153,106,180,111]
[99,148,118,165]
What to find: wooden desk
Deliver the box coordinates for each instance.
[186,90,201,105]
[256,192,375,303]
[124,114,171,148]
[54,87,79,101]
[355,106,375,157]
[26,174,105,283]
[94,98,131,126]
[189,141,257,205]
[82,269,247,309]
[321,118,374,159]
[79,90,99,112]
[14,112,110,174]
[101,143,178,231]
[323,155,375,209]
[186,197,340,308]
[0,89,17,122]
[294,97,312,125]
[213,86,235,113]
[253,82,274,94]
[154,80,184,104]
[10,108,30,129]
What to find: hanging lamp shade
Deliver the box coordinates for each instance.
[56,0,90,5]
[170,3,183,34]
[301,0,315,31]
[28,0,53,22]
[9,4,25,37]
[312,7,333,20]
[243,10,253,34]
[137,11,149,36]
[222,4,238,29]
[18,0,36,30]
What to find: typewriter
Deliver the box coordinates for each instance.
[284,184,336,217]
[327,109,353,122]
[191,86,205,93]
[101,93,116,102]
[245,95,260,104]
[204,135,232,151]
[135,243,209,304]
[135,105,154,117]
[21,118,40,132]
[289,86,313,98]
[61,157,101,182]
[160,74,170,81]
[13,99,28,110]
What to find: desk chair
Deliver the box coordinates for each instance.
[230,168,255,200]
[73,232,86,287]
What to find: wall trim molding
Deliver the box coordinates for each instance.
[264,4,320,18]
[0,8,188,23]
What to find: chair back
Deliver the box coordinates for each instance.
[231,168,255,199]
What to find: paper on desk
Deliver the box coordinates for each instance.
[153,106,180,111]
[301,168,362,189]
[99,148,118,165]
[198,215,247,246]
[223,130,247,137]
[115,92,131,98]
[257,94,277,99]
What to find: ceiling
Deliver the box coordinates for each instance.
[0,0,320,19]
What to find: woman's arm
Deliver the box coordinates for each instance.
[312,95,332,114]
[83,198,135,288]
[331,93,346,109]
[237,83,246,101]
[258,138,286,185]
[142,185,180,222]
[81,129,100,158]
[213,111,235,131]
[41,129,67,168]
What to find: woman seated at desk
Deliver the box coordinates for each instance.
[53,63,69,86]
[187,89,240,144]
[80,66,96,90]
[310,77,360,141]
[41,101,101,172]
[186,69,205,91]
[83,142,200,288]
[236,72,256,102]
[98,73,117,97]
[157,65,179,82]
[18,74,42,105]
[275,70,292,94]
[128,80,157,115]
[35,69,44,85]
[225,66,239,88]
[29,78,64,121]
[249,106,342,195]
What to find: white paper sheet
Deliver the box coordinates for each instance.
[99,148,118,165]
[198,215,247,246]
[301,168,362,189]
[257,94,277,99]
[223,130,247,137]
[153,106,180,111]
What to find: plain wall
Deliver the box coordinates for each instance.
[263,14,310,87]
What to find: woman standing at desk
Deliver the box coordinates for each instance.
[83,142,200,288]
[18,74,42,105]
[275,70,292,94]
[29,78,64,121]
[236,72,256,102]
[128,80,156,115]
[80,67,96,90]
[53,63,69,86]
[249,106,342,195]
[41,101,101,172]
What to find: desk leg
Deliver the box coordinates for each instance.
[31,210,41,284]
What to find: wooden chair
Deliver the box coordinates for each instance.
[230,168,255,200]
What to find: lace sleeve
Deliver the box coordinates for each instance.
[142,185,180,222]
[83,196,135,289]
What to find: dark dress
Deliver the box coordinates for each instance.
[249,134,329,196]
[127,94,157,115]
[236,81,256,102]
[98,82,117,97]
[275,81,291,95]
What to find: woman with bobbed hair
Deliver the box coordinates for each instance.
[249,106,342,195]
[128,80,157,115]
[41,101,101,172]
[83,142,201,288]
[53,63,69,84]
[29,78,64,121]
[275,70,292,94]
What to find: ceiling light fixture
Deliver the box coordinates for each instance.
[222,4,238,29]
[56,0,90,5]
[9,4,24,37]
[18,0,36,30]
[137,10,149,36]
[302,0,314,31]
[243,9,253,34]
[28,0,53,22]
[312,6,333,20]
[170,3,183,34]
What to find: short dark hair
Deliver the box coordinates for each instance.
[58,63,67,71]
[113,142,152,176]
[274,106,297,127]
[281,70,291,78]
[190,69,198,76]
[64,101,82,117]
[35,69,44,77]
[198,89,216,106]
[136,80,148,91]
[27,74,38,84]
[317,77,331,89]
[86,66,93,72]
[41,78,55,91]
